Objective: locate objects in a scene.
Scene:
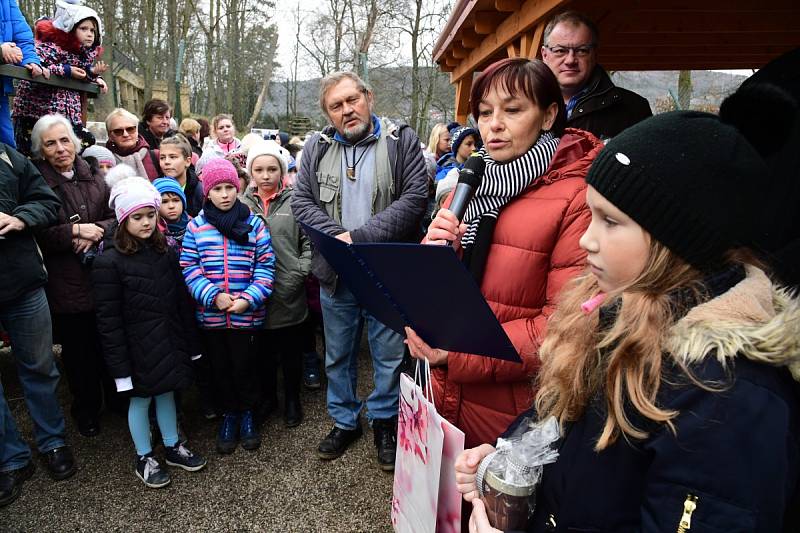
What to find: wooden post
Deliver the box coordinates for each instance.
[522,22,546,59]
[455,76,473,125]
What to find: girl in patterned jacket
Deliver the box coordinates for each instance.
[180,158,275,456]
[13,0,107,155]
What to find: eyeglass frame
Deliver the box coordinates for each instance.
[110,125,138,137]
[542,43,596,58]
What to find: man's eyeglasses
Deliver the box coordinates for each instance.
[110,125,137,137]
[543,44,595,58]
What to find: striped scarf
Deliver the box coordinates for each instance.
[461,132,560,248]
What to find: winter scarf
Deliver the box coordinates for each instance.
[203,199,252,244]
[460,132,560,283]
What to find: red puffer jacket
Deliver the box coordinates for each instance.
[431,128,602,448]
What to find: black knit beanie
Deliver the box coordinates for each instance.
[585,111,768,270]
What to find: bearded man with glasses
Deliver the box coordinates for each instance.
[541,11,652,140]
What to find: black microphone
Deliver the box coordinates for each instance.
[448,153,485,222]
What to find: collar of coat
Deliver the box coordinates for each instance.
[666,265,800,382]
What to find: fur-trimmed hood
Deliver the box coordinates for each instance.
[667,266,800,381]
[36,18,102,54]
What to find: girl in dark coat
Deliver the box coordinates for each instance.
[453,112,800,532]
[92,165,206,489]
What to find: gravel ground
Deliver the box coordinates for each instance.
[0,341,396,532]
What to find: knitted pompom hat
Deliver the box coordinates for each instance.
[246,140,290,177]
[585,111,768,270]
[201,158,240,197]
[105,165,161,222]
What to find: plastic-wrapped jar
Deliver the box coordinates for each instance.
[480,467,536,530]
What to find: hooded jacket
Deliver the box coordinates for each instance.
[431,128,603,448]
[242,185,311,330]
[13,19,102,125]
[527,266,800,533]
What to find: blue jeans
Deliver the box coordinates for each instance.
[0,287,66,472]
[320,284,404,430]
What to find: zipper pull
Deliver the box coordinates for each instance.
[545,514,557,531]
[677,494,698,533]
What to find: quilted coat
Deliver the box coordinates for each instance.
[91,241,198,396]
[431,128,603,448]
[180,211,275,330]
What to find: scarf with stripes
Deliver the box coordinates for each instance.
[460,131,560,248]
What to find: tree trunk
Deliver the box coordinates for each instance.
[245,31,278,131]
[678,70,693,110]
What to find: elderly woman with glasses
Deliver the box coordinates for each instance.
[405,58,604,449]
[31,113,117,438]
[104,108,159,180]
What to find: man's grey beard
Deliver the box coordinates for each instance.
[341,119,371,143]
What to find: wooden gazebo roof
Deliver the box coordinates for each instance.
[434,0,800,122]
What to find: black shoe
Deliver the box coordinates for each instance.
[284,398,303,428]
[135,453,171,489]
[0,462,35,508]
[41,446,76,481]
[76,415,100,438]
[373,417,398,472]
[317,425,362,460]
[165,441,207,472]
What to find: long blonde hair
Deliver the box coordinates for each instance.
[427,123,448,156]
[534,239,716,450]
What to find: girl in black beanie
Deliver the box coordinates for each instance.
[458,111,800,533]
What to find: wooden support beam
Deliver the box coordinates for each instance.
[452,46,469,59]
[495,0,520,12]
[0,64,99,97]
[474,12,505,35]
[446,55,460,67]
[461,30,482,49]
[521,22,545,58]
[455,76,473,125]
[453,0,569,82]
[506,40,520,57]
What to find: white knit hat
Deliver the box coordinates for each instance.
[105,165,161,222]
[52,0,102,45]
[246,140,289,177]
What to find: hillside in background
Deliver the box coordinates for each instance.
[261,68,750,133]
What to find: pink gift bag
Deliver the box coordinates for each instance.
[392,361,464,532]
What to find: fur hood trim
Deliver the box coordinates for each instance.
[36,19,102,54]
[667,266,800,381]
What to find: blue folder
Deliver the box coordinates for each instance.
[301,223,520,363]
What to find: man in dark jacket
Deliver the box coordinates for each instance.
[541,11,652,140]
[292,71,427,470]
[0,143,75,508]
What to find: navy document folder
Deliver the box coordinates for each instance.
[301,223,520,363]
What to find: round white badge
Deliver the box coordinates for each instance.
[615,152,631,165]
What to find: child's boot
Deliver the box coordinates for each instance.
[216,413,239,455]
[239,410,261,450]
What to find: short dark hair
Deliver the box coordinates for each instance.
[142,99,171,124]
[197,118,211,143]
[114,216,168,255]
[470,58,566,136]
[544,11,599,47]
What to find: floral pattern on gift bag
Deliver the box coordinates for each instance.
[392,371,444,532]
[436,416,465,532]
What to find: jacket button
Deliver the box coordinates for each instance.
[80,205,86,209]
[578,108,583,113]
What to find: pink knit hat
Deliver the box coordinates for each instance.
[201,158,240,197]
